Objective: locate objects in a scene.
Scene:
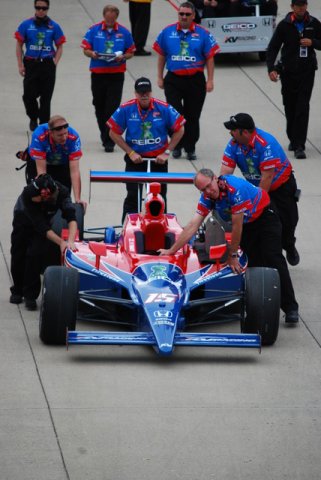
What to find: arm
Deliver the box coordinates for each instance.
[159,213,205,255]
[156,126,185,164]
[83,47,99,60]
[46,220,78,254]
[109,130,143,164]
[69,160,87,212]
[228,212,244,274]
[259,169,274,192]
[220,165,235,176]
[16,40,25,76]
[53,44,63,66]
[266,25,283,81]
[157,54,166,89]
[205,56,214,92]
[35,158,47,175]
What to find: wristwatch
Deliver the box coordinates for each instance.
[164,149,171,155]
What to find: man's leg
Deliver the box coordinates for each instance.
[91,73,110,146]
[104,73,124,148]
[182,73,206,153]
[22,61,40,122]
[38,60,56,123]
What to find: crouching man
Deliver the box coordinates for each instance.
[10,174,77,310]
[159,168,299,324]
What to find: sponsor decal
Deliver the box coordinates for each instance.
[149,265,170,282]
[224,36,256,43]
[262,18,272,26]
[222,23,257,32]
[154,310,173,318]
[145,293,177,304]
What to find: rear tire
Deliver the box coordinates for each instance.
[242,267,280,346]
[39,266,79,345]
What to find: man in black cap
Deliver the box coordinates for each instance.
[108,77,185,222]
[220,112,300,266]
[266,0,321,159]
[10,174,77,310]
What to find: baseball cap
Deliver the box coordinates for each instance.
[291,0,307,5]
[135,77,152,93]
[224,113,255,130]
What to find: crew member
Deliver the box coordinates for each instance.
[266,0,321,159]
[108,77,185,222]
[159,168,299,324]
[14,0,66,131]
[81,4,135,152]
[153,1,219,161]
[28,115,87,211]
[220,113,300,266]
[10,174,77,310]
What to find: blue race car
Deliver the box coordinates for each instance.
[39,173,280,355]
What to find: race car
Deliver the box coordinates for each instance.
[39,172,280,356]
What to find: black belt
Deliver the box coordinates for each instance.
[24,57,54,63]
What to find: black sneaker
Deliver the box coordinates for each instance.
[285,310,299,324]
[294,148,306,159]
[134,49,151,56]
[25,299,37,311]
[29,119,38,131]
[104,144,114,153]
[186,151,197,161]
[172,148,182,159]
[10,293,23,304]
[286,246,300,266]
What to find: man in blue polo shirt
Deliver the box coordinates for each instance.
[14,0,66,131]
[159,168,299,324]
[220,113,300,266]
[28,115,87,211]
[81,4,135,152]
[108,77,185,222]
[153,1,219,161]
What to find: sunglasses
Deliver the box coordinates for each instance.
[51,123,69,131]
[35,6,49,10]
[179,12,192,16]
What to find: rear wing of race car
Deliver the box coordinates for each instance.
[89,170,195,202]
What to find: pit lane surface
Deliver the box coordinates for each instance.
[1,1,321,479]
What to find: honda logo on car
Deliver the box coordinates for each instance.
[222,23,257,32]
[154,311,173,318]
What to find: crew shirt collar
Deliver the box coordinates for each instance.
[176,22,196,33]
[102,21,118,31]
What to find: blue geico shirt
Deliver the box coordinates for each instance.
[153,22,219,75]
[29,124,82,166]
[196,175,270,223]
[14,17,66,59]
[222,128,292,191]
[107,98,186,157]
[81,21,135,73]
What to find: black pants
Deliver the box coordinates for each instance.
[10,214,49,300]
[241,207,298,314]
[280,68,315,150]
[269,174,299,252]
[122,156,168,223]
[23,58,56,123]
[129,1,151,51]
[164,71,206,153]
[91,72,124,146]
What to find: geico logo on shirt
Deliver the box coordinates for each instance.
[171,55,197,62]
[30,45,51,51]
[132,137,161,146]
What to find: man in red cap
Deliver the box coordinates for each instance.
[267,0,321,159]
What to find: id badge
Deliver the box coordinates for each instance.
[300,46,308,58]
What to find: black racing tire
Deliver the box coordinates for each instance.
[242,267,280,346]
[39,266,79,345]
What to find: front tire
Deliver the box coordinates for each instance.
[39,266,79,345]
[242,267,280,346]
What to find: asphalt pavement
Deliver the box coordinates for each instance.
[1,1,321,479]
